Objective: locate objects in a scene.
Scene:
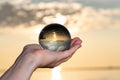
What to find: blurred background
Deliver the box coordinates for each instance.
[0,0,120,80]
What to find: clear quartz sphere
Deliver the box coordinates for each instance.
[39,23,71,51]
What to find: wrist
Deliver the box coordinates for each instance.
[1,54,37,80]
[11,54,37,79]
[14,54,38,71]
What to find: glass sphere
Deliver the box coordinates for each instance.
[39,23,71,51]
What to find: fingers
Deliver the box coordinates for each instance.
[15,44,42,64]
[70,37,82,48]
[23,44,42,50]
[56,37,82,61]
[19,37,82,68]
[64,37,82,55]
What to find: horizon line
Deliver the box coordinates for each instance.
[62,66,120,71]
[1,66,120,73]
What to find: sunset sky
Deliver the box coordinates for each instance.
[0,0,120,70]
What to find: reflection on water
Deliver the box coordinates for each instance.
[1,69,120,80]
[52,66,61,80]
[61,70,120,80]
[32,69,120,80]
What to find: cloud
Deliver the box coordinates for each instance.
[0,2,120,33]
[0,0,30,4]
[66,7,120,32]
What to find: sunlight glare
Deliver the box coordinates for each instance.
[54,13,66,25]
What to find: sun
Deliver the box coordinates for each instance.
[54,13,67,25]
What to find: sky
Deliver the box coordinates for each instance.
[0,0,120,8]
[0,0,120,71]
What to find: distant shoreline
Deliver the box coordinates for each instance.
[62,66,120,71]
[1,66,120,73]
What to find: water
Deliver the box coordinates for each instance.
[1,69,120,80]
[61,70,120,80]
[32,70,120,80]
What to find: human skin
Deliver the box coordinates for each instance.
[0,37,82,80]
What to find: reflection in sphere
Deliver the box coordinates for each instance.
[39,23,71,51]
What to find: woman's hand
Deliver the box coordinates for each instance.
[0,37,82,80]
[18,37,82,68]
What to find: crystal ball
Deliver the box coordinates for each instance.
[39,23,71,51]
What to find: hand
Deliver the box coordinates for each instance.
[0,37,82,80]
[16,37,82,68]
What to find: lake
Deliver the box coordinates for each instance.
[1,68,120,80]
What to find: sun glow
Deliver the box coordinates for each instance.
[54,13,67,25]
